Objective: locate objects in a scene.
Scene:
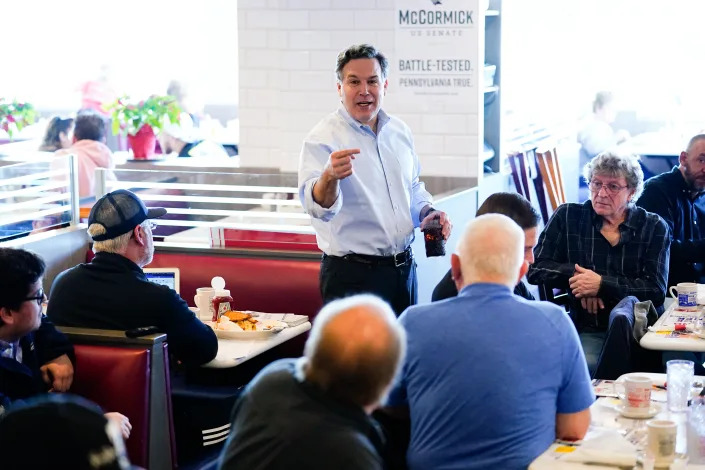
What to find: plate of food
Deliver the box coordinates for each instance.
[205,310,287,340]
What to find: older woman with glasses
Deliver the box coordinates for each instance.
[527,152,670,373]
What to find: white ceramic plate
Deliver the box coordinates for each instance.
[615,402,661,419]
[205,320,287,340]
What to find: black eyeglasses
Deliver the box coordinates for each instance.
[24,289,46,306]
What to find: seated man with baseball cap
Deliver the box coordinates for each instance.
[47,189,218,366]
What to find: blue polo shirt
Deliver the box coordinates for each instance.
[387,283,594,470]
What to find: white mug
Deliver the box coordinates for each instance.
[194,287,215,320]
[616,375,652,413]
[670,282,698,311]
[647,420,677,466]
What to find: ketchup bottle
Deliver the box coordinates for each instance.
[211,289,233,322]
[210,276,232,322]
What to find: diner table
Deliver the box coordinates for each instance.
[202,321,311,368]
[641,302,705,352]
[531,372,705,469]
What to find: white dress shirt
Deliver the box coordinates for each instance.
[298,107,432,257]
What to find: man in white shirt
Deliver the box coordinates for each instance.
[298,44,451,314]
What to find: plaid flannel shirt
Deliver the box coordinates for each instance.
[527,201,670,311]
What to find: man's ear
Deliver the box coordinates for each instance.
[679,151,688,167]
[0,306,14,326]
[517,260,529,284]
[337,81,343,99]
[133,225,146,247]
[451,254,463,291]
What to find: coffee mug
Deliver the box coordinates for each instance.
[616,375,652,413]
[647,420,677,465]
[670,282,698,311]
[194,287,215,319]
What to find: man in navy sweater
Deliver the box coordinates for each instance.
[48,189,217,366]
[637,134,705,286]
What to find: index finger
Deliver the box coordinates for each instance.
[331,148,360,159]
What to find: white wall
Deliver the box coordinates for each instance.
[238,0,480,176]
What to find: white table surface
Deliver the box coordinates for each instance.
[641,302,705,352]
[202,322,311,369]
[531,372,705,469]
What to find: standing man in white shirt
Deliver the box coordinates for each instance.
[298,44,451,315]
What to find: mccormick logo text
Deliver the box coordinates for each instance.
[398,9,473,25]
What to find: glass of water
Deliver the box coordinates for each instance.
[668,360,695,412]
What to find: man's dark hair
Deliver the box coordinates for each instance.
[0,248,45,312]
[476,192,540,230]
[336,44,388,82]
[73,110,106,142]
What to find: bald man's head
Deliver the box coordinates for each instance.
[304,295,406,409]
[451,213,526,289]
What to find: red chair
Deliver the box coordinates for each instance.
[61,327,176,470]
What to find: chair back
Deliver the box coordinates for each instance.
[535,147,566,211]
[60,327,175,470]
[507,152,531,200]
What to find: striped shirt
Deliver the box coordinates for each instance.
[527,201,670,321]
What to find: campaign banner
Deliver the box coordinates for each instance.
[394,0,479,102]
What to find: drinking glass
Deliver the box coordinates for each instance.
[668,360,695,412]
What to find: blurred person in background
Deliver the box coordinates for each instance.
[158,113,229,159]
[578,91,631,166]
[53,110,116,199]
[38,117,74,152]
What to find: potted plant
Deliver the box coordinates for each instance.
[107,95,181,159]
[0,99,37,139]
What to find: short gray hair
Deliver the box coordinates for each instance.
[304,294,406,407]
[582,151,644,201]
[456,214,524,288]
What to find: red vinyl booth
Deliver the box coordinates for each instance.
[61,328,176,470]
[150,251,322,317]
[72,345,151,465]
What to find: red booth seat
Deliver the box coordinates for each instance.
[61,327,176,470]
[72,345,150,466]
[151,251,322,317]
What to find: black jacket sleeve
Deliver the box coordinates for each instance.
[159,290,218,366]
[34,317,75,365]
[431,270,458,301]
[527,205,575,289]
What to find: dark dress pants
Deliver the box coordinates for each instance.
[319,255,417,316]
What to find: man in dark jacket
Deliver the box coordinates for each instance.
[637,134,705,286]
[432,192,540,302]
[47,189,218,366]
[0,248,74,411]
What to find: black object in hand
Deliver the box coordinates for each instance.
[423,218,445,257]
[125,325,161,338]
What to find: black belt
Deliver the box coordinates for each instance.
[330,248,413,268]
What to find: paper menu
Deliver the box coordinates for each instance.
[253,312,309,327]
[592,379,618,397]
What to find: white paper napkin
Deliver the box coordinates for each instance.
[561,429,637,467]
